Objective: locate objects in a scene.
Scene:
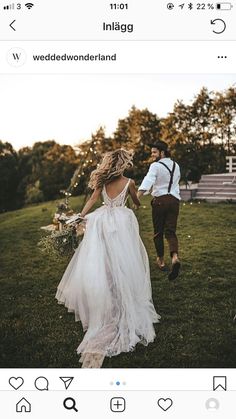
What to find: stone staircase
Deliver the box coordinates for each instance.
[195,173,236,202]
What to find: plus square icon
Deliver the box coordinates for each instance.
[110,397,126,412]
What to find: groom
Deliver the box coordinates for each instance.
[137,141,181,280]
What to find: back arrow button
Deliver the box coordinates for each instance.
[10,20,16,31]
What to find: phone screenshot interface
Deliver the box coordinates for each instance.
[0,1,235,418]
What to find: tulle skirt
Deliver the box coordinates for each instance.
[56,205,160,367]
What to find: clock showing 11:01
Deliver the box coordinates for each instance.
[110,3,129,10]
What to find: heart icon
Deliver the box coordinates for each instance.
[9,377,24,390]
[157,398,173,411]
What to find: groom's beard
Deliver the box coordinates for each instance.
[155,157,161,162]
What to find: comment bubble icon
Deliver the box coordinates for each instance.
[34,376,49,391]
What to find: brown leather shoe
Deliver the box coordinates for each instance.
[168,260,181,280]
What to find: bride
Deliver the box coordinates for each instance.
[56,149,160,368]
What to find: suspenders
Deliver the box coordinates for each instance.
[158,161,176,193]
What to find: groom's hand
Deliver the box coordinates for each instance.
[137,190,145,199]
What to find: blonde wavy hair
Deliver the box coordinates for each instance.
[88,149,133,190]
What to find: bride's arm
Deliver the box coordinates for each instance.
[129,180,141,207]
[80,188,102,217]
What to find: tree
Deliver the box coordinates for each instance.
[0,141,19,211]
[40,143,78,200]
[17,146,35,207]
[25,180,44,204]
[212,87,236,153]
[72,127,113,195]
[191,87,215,146]
[113,106,161,180]
[160,87,236,181]
[17,141,78,203]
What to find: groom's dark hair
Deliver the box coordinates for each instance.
[151,141,171,157]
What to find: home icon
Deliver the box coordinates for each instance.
[16,398,31,413]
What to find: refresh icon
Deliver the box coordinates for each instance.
[211,18,226,34]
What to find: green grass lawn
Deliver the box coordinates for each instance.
[0,197,236,368]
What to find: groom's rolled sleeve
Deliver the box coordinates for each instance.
[138,163,158,191]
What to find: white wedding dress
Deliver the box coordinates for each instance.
[56,179,160,367]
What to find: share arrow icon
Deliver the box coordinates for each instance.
[60,377,74,390]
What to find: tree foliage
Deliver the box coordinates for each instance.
[0,86,235,211]
[0,141,19,211]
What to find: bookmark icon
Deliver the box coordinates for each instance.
[213,376,227,391]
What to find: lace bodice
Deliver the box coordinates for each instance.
[102,179,131,208]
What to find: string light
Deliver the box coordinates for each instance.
[62,131,105,202]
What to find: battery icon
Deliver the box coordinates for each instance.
[216,2,233,9]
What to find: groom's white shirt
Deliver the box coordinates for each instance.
[138,157,181,200]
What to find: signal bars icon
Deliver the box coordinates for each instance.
[3,3,14,9]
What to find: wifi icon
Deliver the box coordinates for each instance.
[25,2,34,9]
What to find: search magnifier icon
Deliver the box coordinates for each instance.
[63,397,78,412]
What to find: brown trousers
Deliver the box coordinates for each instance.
[151,194,180,258]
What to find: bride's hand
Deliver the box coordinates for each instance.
[132,204,140,210]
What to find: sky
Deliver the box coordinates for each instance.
[0,74,235,150]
